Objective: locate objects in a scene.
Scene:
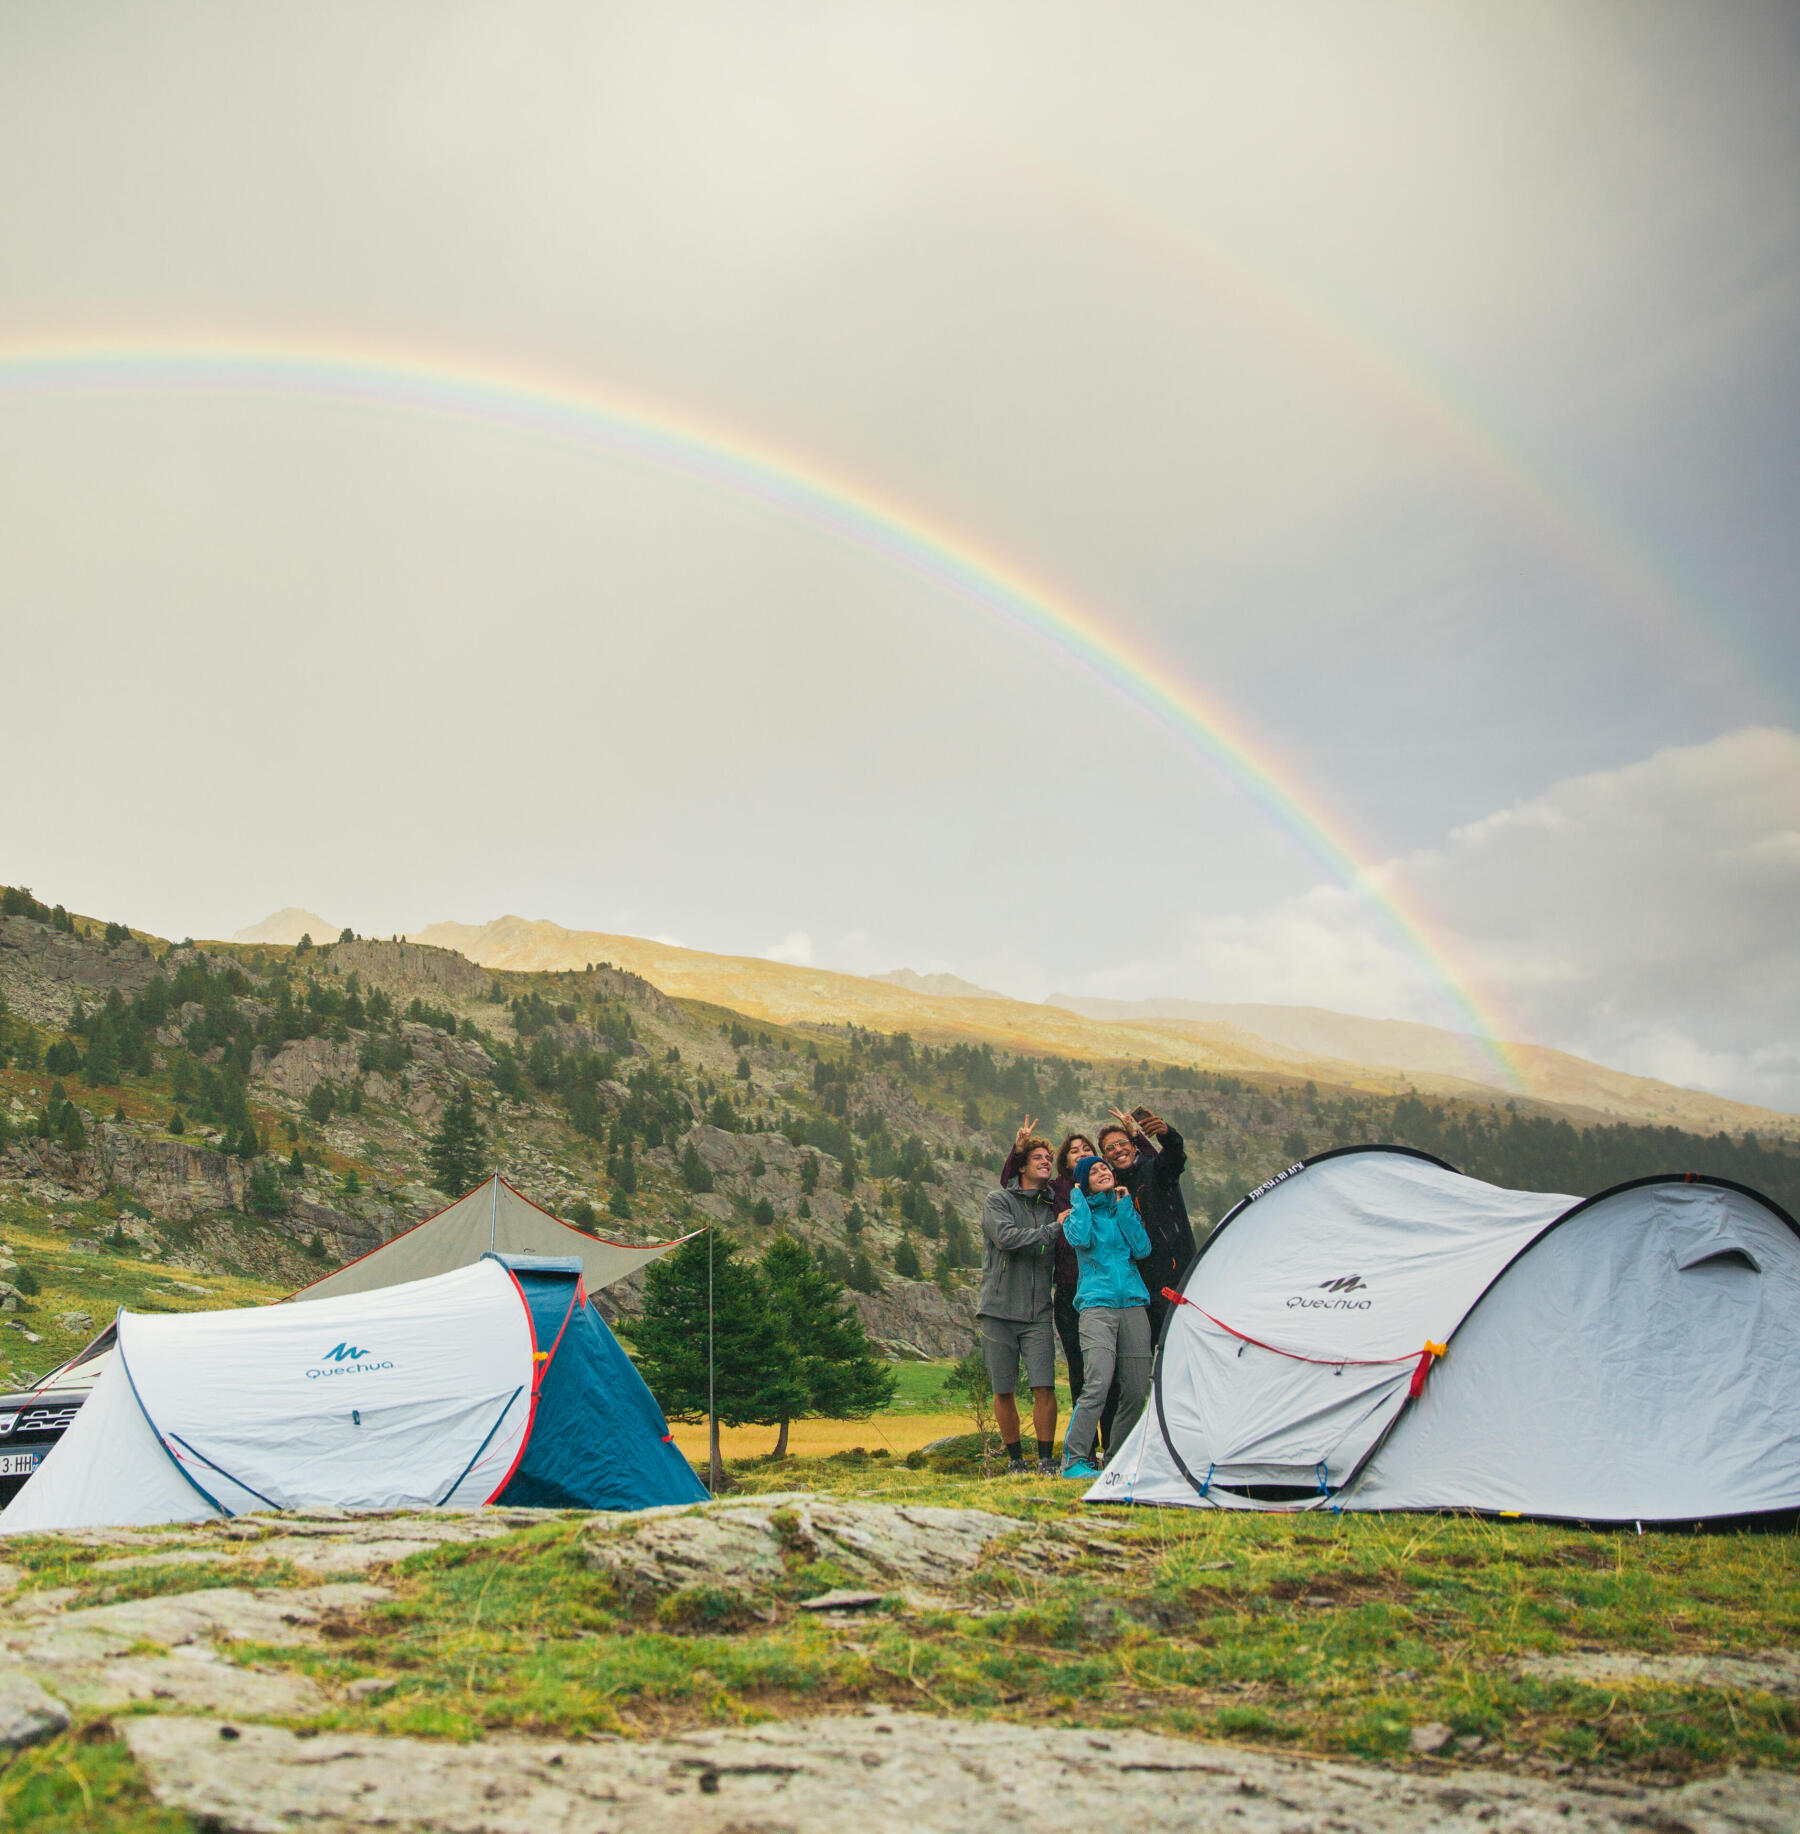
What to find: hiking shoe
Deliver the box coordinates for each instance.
[1034,1457,1058,1476]
[1006,1457,1030,1475]
[1061,1458,1101,1480]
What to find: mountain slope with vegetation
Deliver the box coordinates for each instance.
[1,883,1796,1396]
[410,914,1798,1139]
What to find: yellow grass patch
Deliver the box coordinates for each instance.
[667,1410,973,1462]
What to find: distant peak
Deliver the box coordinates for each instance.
[233,907,337,946]
[875,967,1010,1002]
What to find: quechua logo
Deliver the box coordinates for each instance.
[306,1341,394,1379]
[1286,1273,1372,1311]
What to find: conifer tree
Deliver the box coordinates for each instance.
[760,1235,894,1457]
[679,1140,714,1192]
[428,1084,488,1194]
[82,1015,122,1087]
[634,1233,798,1490]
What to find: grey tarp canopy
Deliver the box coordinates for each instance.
[1090,1146,1800,1523]
[294,1174,696,1302]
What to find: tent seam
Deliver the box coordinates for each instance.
[116,1325,231,1518]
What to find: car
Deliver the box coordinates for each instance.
[0,1328,114,1507]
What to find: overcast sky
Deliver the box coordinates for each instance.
[2,4,1797,1108]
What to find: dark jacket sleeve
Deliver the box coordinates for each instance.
[1149,1128,1196,1264]
[999,1148,1025,1186]
[1148,1126,1186,1187]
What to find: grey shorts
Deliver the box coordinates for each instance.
[979,1315,1056,1395]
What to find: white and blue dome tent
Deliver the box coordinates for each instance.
[1,1253,707,1533]
[1088,1145,1800,1524]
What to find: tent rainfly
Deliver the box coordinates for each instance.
[1,1254,708,1533]
[1090,1146,1800,1523]
[293,1174,697,1302]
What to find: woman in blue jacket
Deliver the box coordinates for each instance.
[1057,1154,1153,1479]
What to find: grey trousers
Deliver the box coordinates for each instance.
[1064,1305,1151,1464]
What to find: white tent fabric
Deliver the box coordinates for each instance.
[1090,1149,1800,1521]
[2,1260,534,1533]
[1351,1181,1800,1520]
[294,1175,694,1302]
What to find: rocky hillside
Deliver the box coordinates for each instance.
[3,887,1797,1390]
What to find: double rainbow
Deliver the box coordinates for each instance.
[0,335,1525,1085]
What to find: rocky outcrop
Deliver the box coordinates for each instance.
[251,1036,363,1101]
[0,1581,391,1730]
[319,938,493,1002]
[852,1277,976,1360]
[121,1711,1800,1834]
[4,1124,250,1217]
[0,1670,69,1752]
[0,915,162,1027]
[281,1192,382,1260]
[1516,1649,1800,1694]
[583,1496,1025,1602]
[683,1123,826,1185]
[88,1124,251,1219]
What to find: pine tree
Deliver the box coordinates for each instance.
[893,1237,923,1280]
[634,1233,799,1490]
[82,1016,122,1087]
[760,1235,894,1456]
[679,1140,714,1192]
[428,1084,488,1194]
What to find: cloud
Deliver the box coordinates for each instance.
[1160,729,1800,1111]
[762,930,814,966]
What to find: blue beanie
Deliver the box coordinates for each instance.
[1072,1154,1105,1193]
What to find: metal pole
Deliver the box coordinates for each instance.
[707,1226,716,1493]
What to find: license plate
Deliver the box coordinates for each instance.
[0,1452,40,1477]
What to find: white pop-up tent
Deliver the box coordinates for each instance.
[1090,1146,1800,1523]
[294,1174,696,1301]
[1,1254,708,1532]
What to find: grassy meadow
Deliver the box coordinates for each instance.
[4,1450,1797,1833]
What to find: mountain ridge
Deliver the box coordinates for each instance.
[400,913,1799,1138]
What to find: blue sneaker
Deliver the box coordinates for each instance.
[1061,1458,1101,1480]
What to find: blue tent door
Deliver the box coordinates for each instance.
[487,1256,707,1511]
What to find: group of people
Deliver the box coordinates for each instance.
[976,1106,1197,1478]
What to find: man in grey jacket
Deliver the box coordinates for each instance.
[977,1135,1061,1474]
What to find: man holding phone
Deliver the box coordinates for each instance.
[1097,1105,1197,1342]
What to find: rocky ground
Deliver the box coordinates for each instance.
[2,1482,1796,1833]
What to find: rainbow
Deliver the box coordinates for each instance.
[0,334,1526,1085]
[1034,163,1771,717]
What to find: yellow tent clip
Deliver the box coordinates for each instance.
[1424,1341,1446,1359]
[534,1351,551,1363]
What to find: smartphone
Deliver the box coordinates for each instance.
[1130,1106,1154,1124]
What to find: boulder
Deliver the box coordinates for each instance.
[0,1666,69,1752]
[584,1496,1021,1601]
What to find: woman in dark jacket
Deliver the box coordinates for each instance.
[999,1120,1107,1445]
